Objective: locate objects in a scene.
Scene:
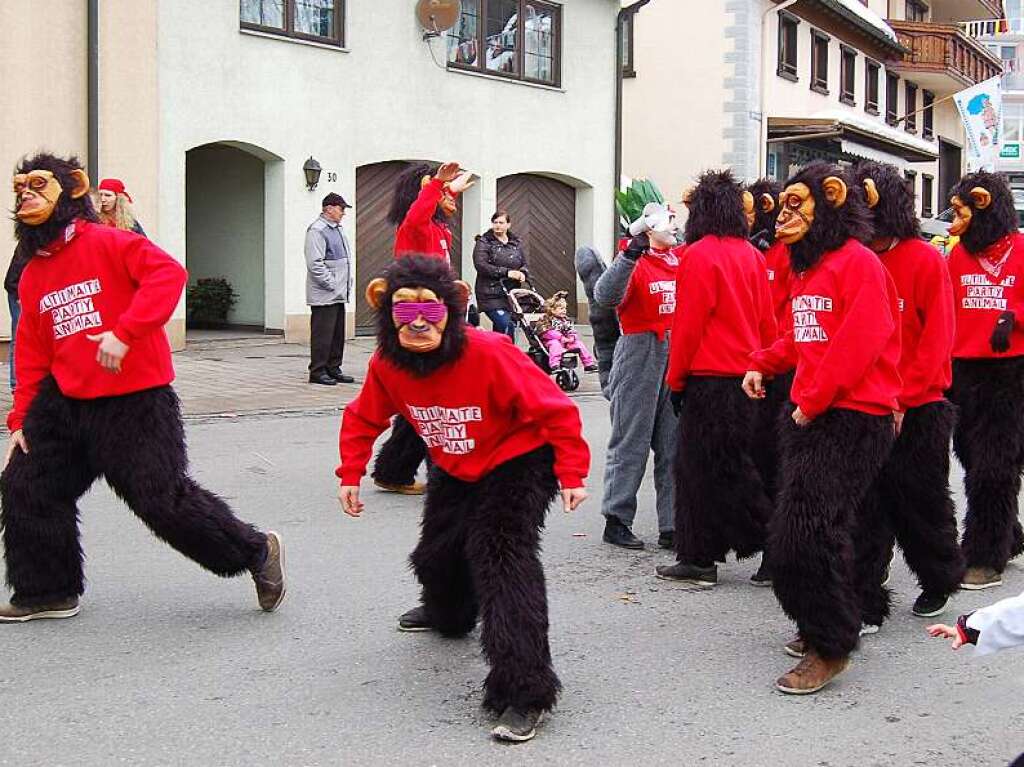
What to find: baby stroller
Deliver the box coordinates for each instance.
[501,279,582,392]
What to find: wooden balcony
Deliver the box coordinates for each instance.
[889,20,1003,93]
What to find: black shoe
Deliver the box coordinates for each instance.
[309,371,337,386]
[491,707,543,743]
[398,605,433,632]
[327,367,355,384]
[603,518,644,549]
[658,531,674,550]
[912,590,950,618]
[655,561,717,586]
[750,559,772,587]
[584,364,598,373]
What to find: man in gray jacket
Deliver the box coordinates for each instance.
[306,193,355,385]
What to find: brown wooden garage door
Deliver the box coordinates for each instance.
[496,174,576,315]
[354,161,462,333]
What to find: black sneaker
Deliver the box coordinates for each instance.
[491,707,543,743]
[603,518,644,550]
[398,605,433,632]
[912,590,949,618]
[750,559,772,587]
[658,531,674,550]
[655,561,717,586]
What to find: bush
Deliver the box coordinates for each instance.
[186,277,237,327]
[615,178,666,235]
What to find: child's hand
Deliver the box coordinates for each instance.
[927,623,965,649]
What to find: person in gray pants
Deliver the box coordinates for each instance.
[593,207,681,550]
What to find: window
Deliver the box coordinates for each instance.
[447,0,561,86]
[1003,102,1024,143]
[905,81,918,133]
[240,0,344,45]
[840,45,856,106]
[905,170,918,207]
[922,174,934,218]
[923,90,934,139]
[810,30,830,95]
[865,58,880,114]
[886,71,900,125]
[621,8,636,78]
[778,12,799,81]
[906,0,928,22]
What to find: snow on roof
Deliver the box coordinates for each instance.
[812,108,939,156]
[829,0,898,42]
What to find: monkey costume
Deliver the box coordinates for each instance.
[0,153,284,622]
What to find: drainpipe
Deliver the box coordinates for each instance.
[615,0,652,236]
[88,0,99,182]
[759,0,800,177]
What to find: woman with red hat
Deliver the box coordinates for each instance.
[95,178,146,236]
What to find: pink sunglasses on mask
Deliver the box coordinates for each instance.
[392,301,448,325]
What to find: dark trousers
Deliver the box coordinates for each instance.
[410,446,561,713]
[371,416,427,486]
[949,357,1024,572]
[855,400,965,627]
[1,378,267,606]
[484,308,516,341]
[309,303,346,375]
[771,407,893,659]
[674,376,772,565]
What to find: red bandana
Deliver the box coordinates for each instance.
[975,234,1014,280]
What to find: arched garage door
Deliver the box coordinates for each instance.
[355,161,463,333]
[497,174,576,315]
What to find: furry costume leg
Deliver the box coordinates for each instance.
[371,416,427,487]
[674,377,771,564]
[751,371,794,504]
[1,378,98,605]
[852,477,894,627]
[949,358,1024,572]
[89,386,267,575]
[466,446,561,714]
[772,408,894,658]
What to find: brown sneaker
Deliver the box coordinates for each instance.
[776,650,850,695]
[961,566,1002,591]
[252,531,286,612]
[783,635,807,658]
[373,480,425,495]
[0,598,80,623]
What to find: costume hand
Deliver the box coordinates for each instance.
[339,485,365,518]
[670,389,684,418]
[434,162,461,183]
[792,407,812,427]
[448,171,475,195]
[86,331,129,373]
[926,624,964,649]
[623,233,649,261]
[3,429,28,470]
[507,270,526,282]
[561,487,587,513]
[990,310,1015,353]
[894,410,905,436]
[742,371,766,399]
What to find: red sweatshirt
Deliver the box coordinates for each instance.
[393,178,453,262]
[947,233,1024,358]
[750,238,901,420]
[8,220,187,432]
[879,238,954,409]
[337,329,590,487]
[764,240,792,332]
[666,236,776,390]
[617,246,682,339]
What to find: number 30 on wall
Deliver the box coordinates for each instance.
[326,172,338,182]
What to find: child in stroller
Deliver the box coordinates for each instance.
[502,282,597,392]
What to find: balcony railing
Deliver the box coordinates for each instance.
[890,20,1004,87]
[964,17,1024,37]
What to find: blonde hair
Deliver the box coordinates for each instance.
[95,191,139,232]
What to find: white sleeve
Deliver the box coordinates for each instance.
[967,590,1024,656]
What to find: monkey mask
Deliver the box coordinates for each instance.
[949,189,991,237]
[776,178,847,245]
[14,168,89,226]
[947,171,1018,254]
[745,178,782,250]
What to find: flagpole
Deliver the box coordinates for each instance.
[895,91,959,126]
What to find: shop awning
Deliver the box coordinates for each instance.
[768,115,939,163]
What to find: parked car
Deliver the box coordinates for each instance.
[923,189,1024,255]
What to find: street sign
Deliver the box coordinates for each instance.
[1001,143,1021,158]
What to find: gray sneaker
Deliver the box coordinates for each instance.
[655,561,717,586]
[0,598,80,623]
[961,566,1002,591]
[491,708,543,743]
[252,531,287,612]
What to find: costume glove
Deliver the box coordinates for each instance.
[670,389,684,418]
[622,233,649,261]
[990,310,1015,353]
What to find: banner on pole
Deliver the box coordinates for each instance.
[954,75,1003,172]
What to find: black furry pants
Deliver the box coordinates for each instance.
[409,445,561,713]
[674,376,772,565]
[1,378,267,606]
[949,357,1024,572]
[751,370,794,504]
[855,400,964,626]
[771,407,893,659]
[371,416,427,486]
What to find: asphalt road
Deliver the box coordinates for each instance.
[1,396,1022,766]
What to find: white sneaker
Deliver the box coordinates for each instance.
[859,623,880,636]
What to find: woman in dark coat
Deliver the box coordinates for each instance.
[473,211,528,339]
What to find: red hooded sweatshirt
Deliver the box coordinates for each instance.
[8,220,187,432]
[616,246,682,339]
[947,233,1024,358]
[393,177,453,262]
[666,236,777,390]
[764,240,792,332]
[879,238,954,410]
[337,329,590,487]
[749,238,901,420]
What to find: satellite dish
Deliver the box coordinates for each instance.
[416,0,461,38]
